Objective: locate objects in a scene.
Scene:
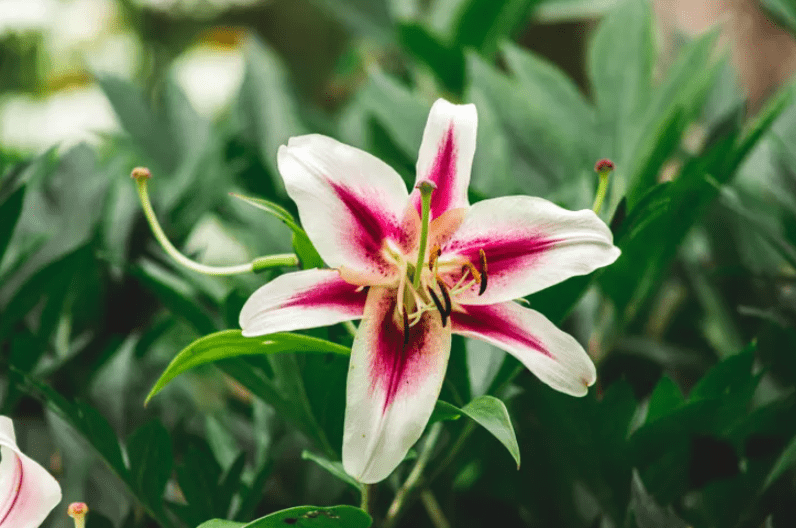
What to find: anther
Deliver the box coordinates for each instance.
[461,262,481,284]
[478,249,488,295]
[402,310,410,344]
[427,287,448,327]
[436,278,452,316]
[429,246,441,272]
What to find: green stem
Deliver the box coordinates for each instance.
[360,483,373,514]
[420,489,451,528]
[133,175,298,276]
[413,181,435,289]
[592,171,610,215]
[384,422,443,528]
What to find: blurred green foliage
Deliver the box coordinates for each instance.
[3,0,796,527]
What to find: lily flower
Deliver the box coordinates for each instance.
[240,99,620,483]
[0,416,62,528]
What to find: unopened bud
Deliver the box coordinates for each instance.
[594,158,615,174]
[131,166,152,180]
[67,502,88,528]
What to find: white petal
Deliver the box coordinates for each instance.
[451,302,596,396]
[442,196,620,305]
[409,99,477,220]
[342,287,451,483]
[240,269,367,336]
[0,417,62,528]
[279,134,416,281]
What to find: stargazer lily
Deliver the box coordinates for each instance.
[0,416,62,528]
[240,99,621,483]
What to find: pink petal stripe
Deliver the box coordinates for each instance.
[368,292,441,411]
[342,287,451,483]
[0,459,23,526]
[450,304,551,359]
[442,196,621,305]
[240,269,368,337]
[278,134,410,278]
[451,302,596,396]
[411,100,477,220]
[0,417,62,528]
[329,179,416,260]
[415,125,457,219]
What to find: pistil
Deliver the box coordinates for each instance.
[412,180,436,289]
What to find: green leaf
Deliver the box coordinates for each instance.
[0,185,24,266]
[126,420,173,510]
[229,193,323,269]
[429,400,463,423]
[453,0,538,57]
[243,505,371,528]
[460,395,521,468]
[239,37,307,193]
[646,376,685,423]
[356,71,429,159]
[97,75,175,173]
[690,348,757,402]
[535,0,621,21]
[301,450,363,492]
[588,0,654,158]
[197,521,246,528]
[764,433,796,488]
[762,0,796,35]
[146,330,350,404]
[131,261,217,336]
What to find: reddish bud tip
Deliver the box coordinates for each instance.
[67,502,89,518]
[594,159,615,173]
[131,167,151,180]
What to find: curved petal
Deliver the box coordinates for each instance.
[442,196,620,305]
[0,417,61,528]
[342,287,451,483]
[240,269,368,337]
[410,99,477,220]
[279,134,416,281]
[451,302,596,396]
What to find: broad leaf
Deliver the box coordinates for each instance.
[146,330,349,404]
[460,395,521,468]
[201,505,371,528]
[126,420,173,510]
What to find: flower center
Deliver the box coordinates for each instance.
[389,243,488,333]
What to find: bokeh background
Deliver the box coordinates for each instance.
[3,0,796,527]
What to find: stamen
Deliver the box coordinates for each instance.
[427,287,448,327]
[402,310,410,345]
[436,278,452,316]
[429,246,441,272]
[462,262,481,284]
[478,249,488,295]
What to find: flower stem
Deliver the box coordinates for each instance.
[360,483,373,514]
[413,180,436,289]
[132,169,298,276]
[384,422,443,528]
[592,159,614,215]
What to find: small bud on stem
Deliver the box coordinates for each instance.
[130,167,298,276]
[592,158,614,215]
[67,502,88,528]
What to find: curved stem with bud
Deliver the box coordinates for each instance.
[131,167,299,276]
